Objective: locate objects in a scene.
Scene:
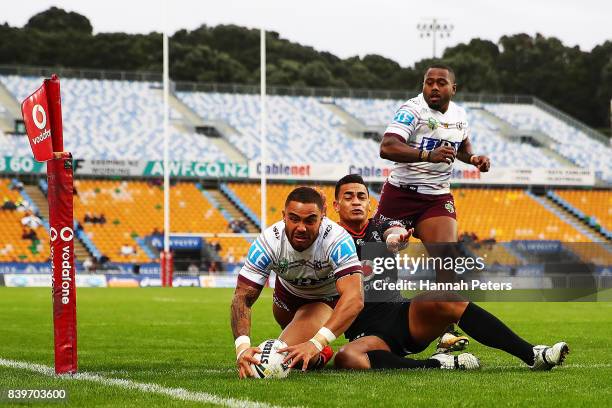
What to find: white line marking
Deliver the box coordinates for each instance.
[0,358,295,408]
[493,363,612,369]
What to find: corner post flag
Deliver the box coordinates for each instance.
[21,74,78,375]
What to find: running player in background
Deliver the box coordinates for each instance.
[333,174,569,371]
[377,64,490,279]
[231,187,364,378]
[377,64,491,347]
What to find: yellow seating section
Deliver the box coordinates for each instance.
[74,180,250,263]
[74,179,160,263]
[471,244,521,266]
[452,189,589,242]
[0,178,50,262]
[226,182,379,225]
[206,237,252,263]
[228,184,590,243]
[554,189,611,232]
[4,179,604,266]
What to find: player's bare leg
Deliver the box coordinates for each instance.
[334,336,391,369]
[276,302,335,369]
[277,302,332,344]
[415,215,458,243]
[408,293,469,345]
[415,216,468,351]
[415,215,458,283]
[334,324,472,370]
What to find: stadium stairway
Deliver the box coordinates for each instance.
[480,107,575,167]
[135,236,157,260]
[163,89,246,163]
[545,191,611,241]
[526,191,601,242]
[24,184,92,262]
[199,186,258,233]
[320,100,371,139]
[219,183,261,228]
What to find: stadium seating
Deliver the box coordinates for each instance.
[0,178,50,262]
[224,182,379,226]
[484,103,612,180]
[177,92,387,164]
[470,243,521,266]
[2,74,607,177]
[453,188,590,242]
[225,183,593,242]
[333,98,401,127]
[334,97,559,169]
[1,176,605,269]
[554,189,611,232]
[0,76,229,162]
[73,179,250,263]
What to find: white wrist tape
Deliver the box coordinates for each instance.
[317,327,336,344]
[235,335,251,350]
[309,338,324,352]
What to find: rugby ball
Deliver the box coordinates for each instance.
[250,339,291,379]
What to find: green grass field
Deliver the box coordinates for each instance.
[1,288,611,407]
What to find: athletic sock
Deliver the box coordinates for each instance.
[366,350,440,369]
[458,302,535,365]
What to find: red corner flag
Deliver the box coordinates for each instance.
[21,75,78,375]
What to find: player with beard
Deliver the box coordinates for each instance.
[231,187,364,378]
[333,174,569,371]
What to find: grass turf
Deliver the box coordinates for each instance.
[0,287,610,407]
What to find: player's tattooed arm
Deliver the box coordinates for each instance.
[230,280,262,339]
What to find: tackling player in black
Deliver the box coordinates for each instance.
[332,174,569,371]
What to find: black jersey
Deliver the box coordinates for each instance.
[342,218,405,304]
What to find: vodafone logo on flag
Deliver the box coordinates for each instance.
[50,227,74,242]
[20,81,54,162]
[32,104,47,129]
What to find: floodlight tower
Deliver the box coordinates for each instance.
[417,18,454,59]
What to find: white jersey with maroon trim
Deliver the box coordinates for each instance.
[384,93,470,195]
[238,217,362,300]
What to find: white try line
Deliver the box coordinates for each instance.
[0,358,296,408]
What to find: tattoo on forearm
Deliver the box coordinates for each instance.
[230,285,261,339]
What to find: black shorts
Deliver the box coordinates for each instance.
[344,301,429,357]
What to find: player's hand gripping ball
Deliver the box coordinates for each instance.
[250,339,292,379]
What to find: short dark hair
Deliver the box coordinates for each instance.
[425,64,455,83]
[285,186,324,211]
[335,174,368,199]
